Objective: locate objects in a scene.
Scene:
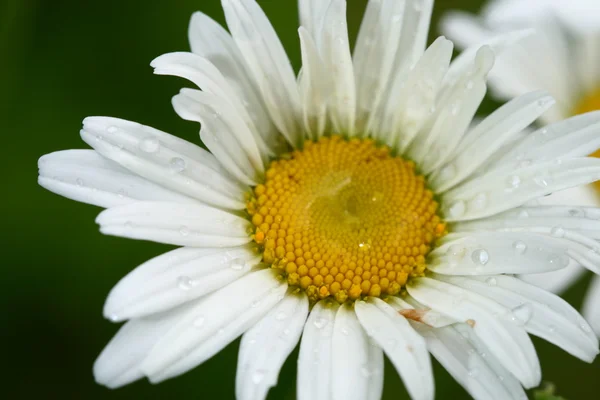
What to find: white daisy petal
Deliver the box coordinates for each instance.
[435,274,599,362]
[80,117,245,209]
[93,305,193,389]
[355,297,434,400]
[432,91,555,192]
[429,232,571,275]
[443,158,600,221]
[497,111,600,167]
[188,12,279,147]
[410,46,491,173]
[38,150,193,208]
[354,0,406,132]
[519,264,587,294]
[583,275,600,336]
[380,37,453,149]
[407,277,541,388]
[221,0,302,147]
[331,304,384,400]
[236,291,308,400]
[320,0,356,135]
[151,52,273,159]
[103,245,261,322]
[538,185,600,207]
[393,0,434,71]
[298,27,328,139]
[96,201,251,248]
[297,300,339,400]
[413,323,527,400]
[171,88,264,182]
[141,269,287,381]
[298,0,331,41]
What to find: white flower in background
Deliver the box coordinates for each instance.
[38,0,600,399]
[441,0,600,337]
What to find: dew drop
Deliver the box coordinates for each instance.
[511,303,533,325]
[517,210,529,219]
[124,221,133,229]
[468,367,480,377]
[314,316,328,329]
[507,175,521,189]
[193,315,205,328]
[548,325,556,333]
[360,364,371,377]
[485,277,497,286]
[341,326,350,336]
[534,176,549,187]
[569,208,583,217]
[177,276,193,290]
[448,200,466,218]
[107,126,118,134]
[179,226,190,236]
[251,300,261,308]
[438,164,456,181]
[518,159,531,168]
[471,249,489,265]
[550,226,565,238]
[275,311,287,321]
[139,137,160,153]
[108,314,119,322]
[512,240,527,254]
[230,258,246,271]
[251,369,266,384]
[469,193,487,210]
[117,188,126,198]
[465,80,474,90]
[169,157,186,173]
[76,178,84,187]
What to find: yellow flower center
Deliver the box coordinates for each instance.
[246,136,445,303]
[572,87,600,191]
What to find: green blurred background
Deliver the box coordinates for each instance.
[2,0,598,398]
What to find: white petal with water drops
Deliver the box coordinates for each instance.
[80,117,245,209]
[355,298,434,400]
[221,0,302,147]
[236,291,309,400]
[412,323,527,400]
[443,158,600,221]
[429,232,570,275]
[104,246,261,321]
[141,269,287,381]
[331,304,384,400]
[96,201,252,248]
[582,275,600,336]
[38,150,194,208]
[407,277,541,388]
[297,300,339,400]
[435,274,599,362]
[94,303,196,389]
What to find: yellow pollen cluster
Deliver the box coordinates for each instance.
[246,136,445,303]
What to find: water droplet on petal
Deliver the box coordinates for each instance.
[507,175,521,189]
[569,208,583,217]
[511,303,533,325]
[468,367,480,377]
[177,276,193,290]
[76,178,84,187]
[341,326,350,335]
[251,369,266,384]
[108,314,119,322]
[314,316,328,329]
[251,300,261,308]
[230,258,246,271]
[169,157,186,173]
[193,315,205,328]
[107,126,118,134]
[485,277,497,286]
[275,311,287,321]
[534,176,549,187]
[517,210,529,219]
[117,188,126,198]
[512,240,527,254]
[550,226,565,238]
[471,249,489,265]
[179,226,190,236]
[139,137,160,153]
[448,200,466,218]
[469,193,487,210]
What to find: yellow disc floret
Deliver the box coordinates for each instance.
[246,136,445,303]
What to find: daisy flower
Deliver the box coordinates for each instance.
[441,0,600,336]
[38,0,599,399]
